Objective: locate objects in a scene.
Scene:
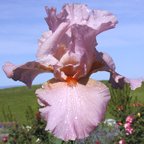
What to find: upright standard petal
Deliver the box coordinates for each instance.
[36,78,110,141]
[64,4,117,34]
[87,9,117,35]
[45,4,118,35]
[38,4,118,81]
[57,25,98,79]
[36,22,70,60]
[3,61,53,87]
[45,6,68,32]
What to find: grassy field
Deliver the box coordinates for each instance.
[0,82,144,123]
[0,85,40,123]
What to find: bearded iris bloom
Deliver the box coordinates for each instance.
[3,4,143,141]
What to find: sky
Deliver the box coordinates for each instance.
[0,0,144,87]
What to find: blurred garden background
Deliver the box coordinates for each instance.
[0,82,144,143]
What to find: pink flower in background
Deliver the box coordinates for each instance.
[124,123,134,135]
[2,136,8,143]
[117,121,123,126]
[2,3,143,141]
[125,115,134,124]
[124,115,134,135]
[119,139,126,144]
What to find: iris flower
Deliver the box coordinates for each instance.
[3,4,143,141]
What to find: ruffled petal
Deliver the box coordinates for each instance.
[109,73,143,90]
[90,50,116,76]
[45,7,68,32]
[87,9,117,35]
[63,4,90,25]
[89,51,124,88]
[90,50,143,90]
[100,52,116,70]
[64,4,117,33]
[57,25,97,79]
[45,4,117,35]
[124,78,143,90]
[36,78,110,141]
[109,72,125,89]
[37,4,117,81]
[36,22,70,60]
[2,62,17,78]
[96,52,143,90]
[3,61,53,87]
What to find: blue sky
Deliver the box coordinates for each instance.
[0,0,144,87]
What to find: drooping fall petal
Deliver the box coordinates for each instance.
[124,78,143,90]
[90,50,124,88]
[3,61,53,87]
[2,62,17,78]
[36,78,110,141]
[90,50,143,90]
[91,51,115,73]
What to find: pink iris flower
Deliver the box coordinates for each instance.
[125,115,134,124]
[2,4,142,141]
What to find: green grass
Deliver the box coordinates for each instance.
[0,83,144,123]
[103,80,144,102]
[0,85,40,123]
[131,82,144,101]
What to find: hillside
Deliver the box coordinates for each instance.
[0,82,144,123]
